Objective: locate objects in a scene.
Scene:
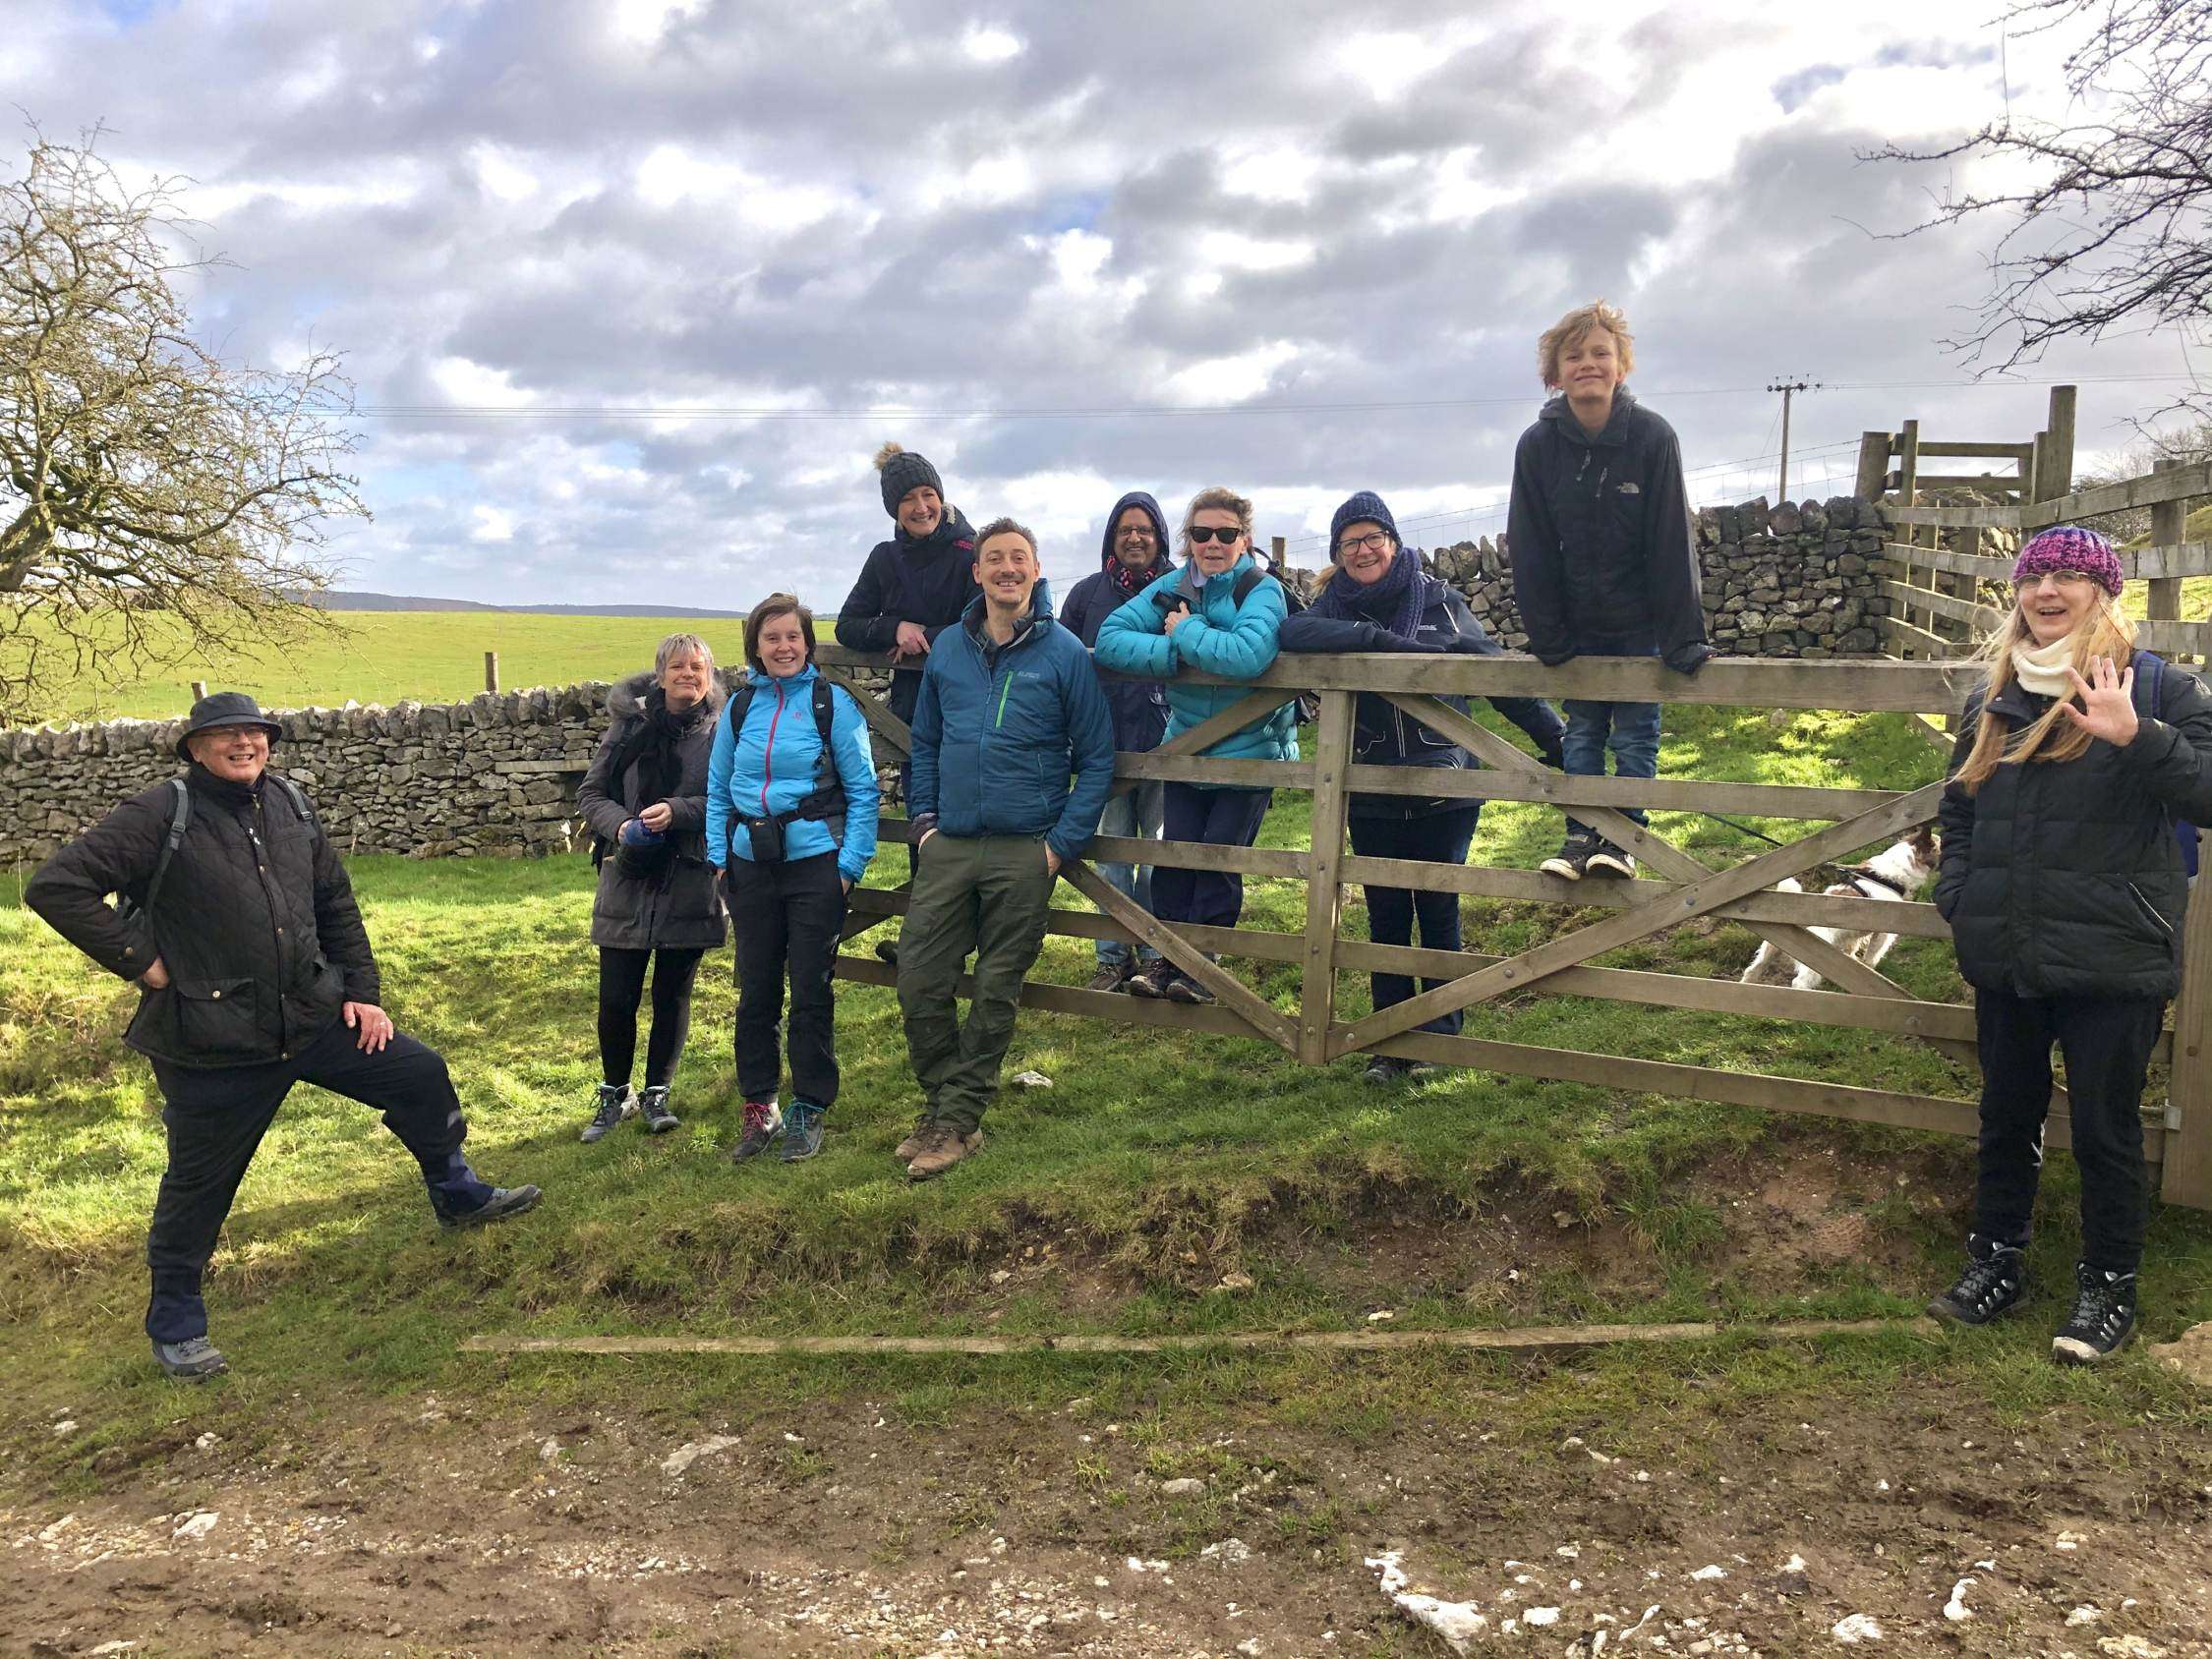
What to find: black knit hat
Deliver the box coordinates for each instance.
[1328,489,1400,556]
[175,691,281,761]
[876,442,944,518]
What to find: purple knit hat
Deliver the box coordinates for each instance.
[2011,525,2124,596]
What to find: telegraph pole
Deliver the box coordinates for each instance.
[1767,377,1817,502]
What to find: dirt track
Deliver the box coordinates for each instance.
[9,1363,2212,1657]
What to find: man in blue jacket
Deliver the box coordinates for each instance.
[897,518,1115,1180]
[1060,490,1173,992]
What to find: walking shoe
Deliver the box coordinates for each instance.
[2052,1263,2137,1365]
[875,940,900,967]
[1541,830,1601,881]
[1587,839,1638,879]
[782,1100,827,1163]
[729,1100,783,1163]
[1164,970,1215,1005]
[1085,960,1134,994]
[637,1085,680,1134]
[895,1114,933,1164]
[436,1184,543,1230]
[1365,1055,1412,1084]
[1927,1235,2029,1326]
[151,1336,228,1381]
[1126,957,1178,1000]
[579,1082,635,1143]
[906,1121,983,1181]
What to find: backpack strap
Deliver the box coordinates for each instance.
[139,776,192,919]
[805,676,846,847]
[268,772,314,827]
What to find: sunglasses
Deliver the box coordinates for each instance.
[1187,525,1244,545]
[2013,569,2096,590]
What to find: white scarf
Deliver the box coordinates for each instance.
[2009,636,2075,698]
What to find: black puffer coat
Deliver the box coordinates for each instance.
[25,766,373,1068]
[1060,489,1172,755]
[1505,388,1708,667]
[576,671,728,951]
[1935,666,2212,1000]
[834,505,979,723]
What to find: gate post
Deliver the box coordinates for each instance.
[2164,881,2212,1209]
[1298,689,1354,1064]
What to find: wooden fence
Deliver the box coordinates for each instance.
[814,642,2212,1212]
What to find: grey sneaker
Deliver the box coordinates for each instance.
[580,1082,635,1143]
[151,1336,228,1380]
[782,1100,827,1162]
[437,1184,543,1230]
[637,1085,680,1133]
[729,1100,783,1163]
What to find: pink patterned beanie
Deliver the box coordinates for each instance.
[2011,525,2123,596]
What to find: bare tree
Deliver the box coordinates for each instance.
[0,131,365,724]
[1867,1,2211,392]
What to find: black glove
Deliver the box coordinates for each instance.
[1534,646,1576,667]
[1540,742,1566,770]
[1664,643,1717,675]
[1440,634,1493,657]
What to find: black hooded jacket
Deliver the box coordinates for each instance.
[1505,387,1709,668]
[835,504,979,724]
[1935,665,2212,1001]
[25,766,375,1069]
[1061,489,1173,754]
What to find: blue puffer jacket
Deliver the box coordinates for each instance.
[706,663,881,884]
[908,586,1116,862]
[1092,553,1300,763]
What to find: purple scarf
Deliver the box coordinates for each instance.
[1310,543,1437,641]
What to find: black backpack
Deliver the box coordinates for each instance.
[120,773,315,924]
[720,675,849,860]
[2130,649,2202,878]
[1153,566,1315,722]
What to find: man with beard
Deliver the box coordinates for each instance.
[1060,492,1173,992]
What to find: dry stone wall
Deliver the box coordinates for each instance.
[1,665,899,870]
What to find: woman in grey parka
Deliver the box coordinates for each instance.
[574,633,728,1141]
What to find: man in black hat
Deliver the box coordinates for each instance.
[25,692,542,1380]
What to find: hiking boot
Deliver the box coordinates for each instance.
[1587,839,1638,879]
[875,940,900,968]
[580,1082,635,1143]
[1365,1055,1412,1084]
[906,1121,983,1181]
[895,1114,933,1164]
[1164,970,1215,1005]
[437,1184,543,1230]
[1541,830,1601,881]
[1927,1235,2029,1326]
[729,1100,783,1163]
[2052,1263,2137,1365]
[1085,960,1134,994]
[1126,957,1178,1000]
[637,1085,680,1133]
[782,1100,827,1163]
[151,1336,228,1381]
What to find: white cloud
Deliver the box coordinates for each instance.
[469,505,516,543]
[1162,340,1302,407]
[960,23,1024,63]
[470,143,539,202]
[1195,231,1314,274]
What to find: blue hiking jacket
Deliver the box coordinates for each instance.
[908,586,1116,862]
[1092,553,1300,763]
[706,663,881,883]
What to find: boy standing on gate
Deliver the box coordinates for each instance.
[1505,299,1712,881]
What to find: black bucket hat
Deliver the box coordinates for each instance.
[175,691,282,762]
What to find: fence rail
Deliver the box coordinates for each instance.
[813,641,2212,1209]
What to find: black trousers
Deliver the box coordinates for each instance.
[1973,988,2164,1276]
[1350,805,1482,1036]
[145,1014,490,1343]
[1155,783,1273,932]
[728,851,847,1109]
[597,946,706,1089]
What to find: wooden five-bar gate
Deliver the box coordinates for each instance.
[814,642,2212,1212]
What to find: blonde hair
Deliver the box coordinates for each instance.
[654,631,713,675]
[1180,486,1254,556]
[1951,593,2137,793]
[1538,299,1635,389]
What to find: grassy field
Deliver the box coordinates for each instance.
[4,698,2210,1500]
[25,610,765,723]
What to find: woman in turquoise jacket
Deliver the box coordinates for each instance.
[706,594,880,1164]
[1094,486,1298,1004]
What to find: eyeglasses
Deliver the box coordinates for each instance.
[1118,527,1156,542]
[1187,525,1244,544]
[2013,569,2096,590]
[1336,531,1393,555]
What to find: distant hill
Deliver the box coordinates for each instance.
[309,591,749,618]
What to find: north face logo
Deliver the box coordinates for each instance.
[1616,482,1641,495]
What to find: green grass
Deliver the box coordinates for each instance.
[23,611,763,723]
[5,702,2211,1499]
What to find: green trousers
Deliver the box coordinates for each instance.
[896,832,1056,1134]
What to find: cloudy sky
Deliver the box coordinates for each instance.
[3,0,2200,607]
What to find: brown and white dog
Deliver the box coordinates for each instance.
[1739,825,1940,992]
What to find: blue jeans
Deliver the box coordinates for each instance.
[1559,635,1661,838]
[1092,779,1164,968]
